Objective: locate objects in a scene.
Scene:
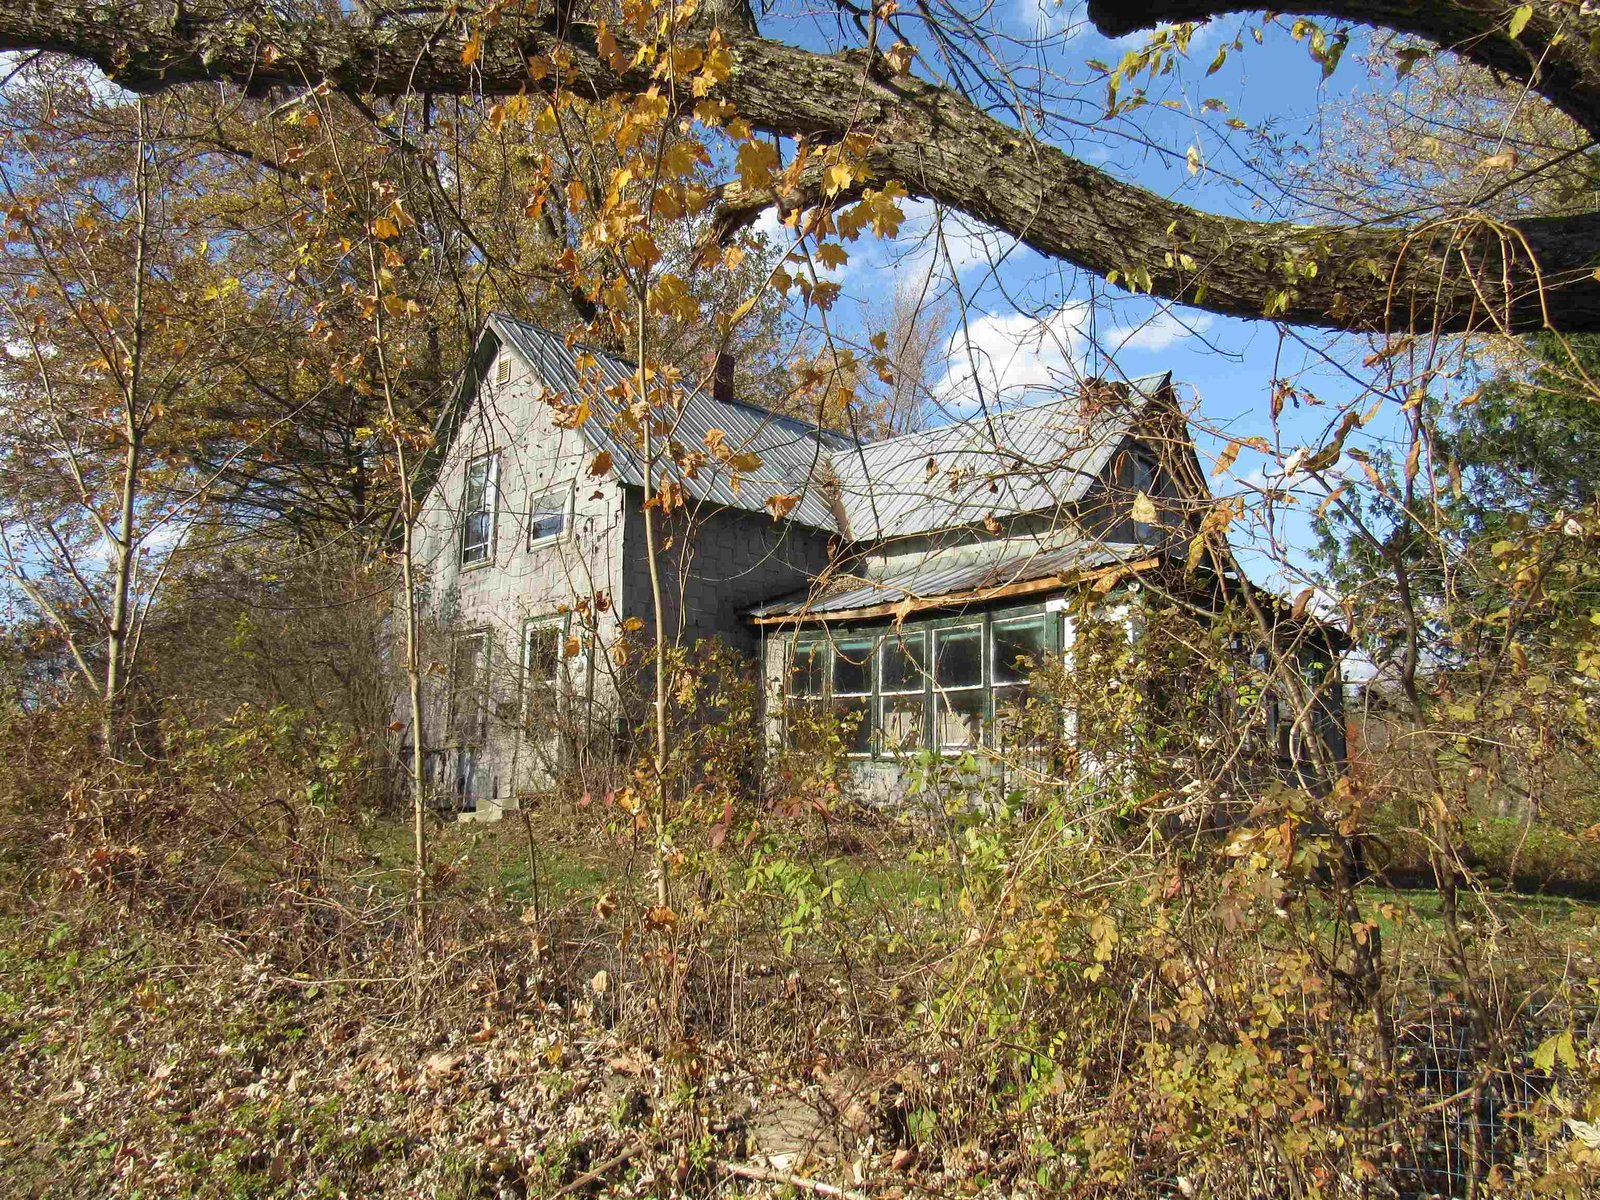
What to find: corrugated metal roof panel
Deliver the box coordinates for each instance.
[830,375,1169,540]
[747,538,1149,616]
[477,316,1172,542]
[492,315,851,533]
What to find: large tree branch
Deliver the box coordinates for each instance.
[1091,1,1600,140]
[2,1,1599,333]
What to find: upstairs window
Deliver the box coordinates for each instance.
[528,486,570,547]
[495,353,511,384]
[460,453,498,566]
[1127,447,1159,540]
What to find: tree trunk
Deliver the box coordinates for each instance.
[3,1,1600,333]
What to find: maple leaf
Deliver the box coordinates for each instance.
[765,492,800,521]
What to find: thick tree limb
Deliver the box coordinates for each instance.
[1091,1,1600,140]
[2,0,1599,332]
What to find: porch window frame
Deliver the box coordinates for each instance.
[990,611,1052,752]
[875,628,928,758]
[830,632,876,759]
[932,621,986,754]
[780,603,1066,761]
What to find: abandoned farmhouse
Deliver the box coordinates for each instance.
[405,314,1344,817]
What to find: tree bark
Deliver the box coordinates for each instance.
[1091,1,1600,140]
[3,1,1599,332]
[103,96,150,759]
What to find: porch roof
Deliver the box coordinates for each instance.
[746,538,1160,624]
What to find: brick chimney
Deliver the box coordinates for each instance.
[712,350,735,405]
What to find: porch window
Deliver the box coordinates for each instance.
[460,453,498,565]
[876,630,926,755]
[831,635,874,756]
[449,631,491,745]
[933,624,984,750]
[992,614,1048,749]
[784,636,826,746]
[789,637,825,696]
[528,486,569,546]
[523,620,564,736]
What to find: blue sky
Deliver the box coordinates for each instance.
[758,2,1429,594]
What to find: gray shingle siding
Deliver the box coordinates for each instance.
[619,491,837,656]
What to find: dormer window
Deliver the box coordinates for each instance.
[528,486,571,547]
[461,452,498,566]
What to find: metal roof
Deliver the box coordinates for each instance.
[491,315,852,533]
[747,538,1152,617]
[830,374,1171,540]
[451,316,1172,546]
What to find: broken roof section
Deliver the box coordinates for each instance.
[830,373,1172,541]
[459,315,1174,543]
[747,537,1155,621]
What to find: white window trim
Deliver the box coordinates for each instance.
[932,622,985,754]
[876,629,927,759]
[495,352,512,385]
[527,482,576,551]
[460,451,499,568]
[522,615,571,734]
[830,633,876,759]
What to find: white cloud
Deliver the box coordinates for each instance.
[1104,309,1213,354]
[933,301,1092,414]
[930,303,1217,416]
[900,198,1013,282]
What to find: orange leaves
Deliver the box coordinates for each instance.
[625,230,661,271]
[485,91,530,134]
[596,23,628,72]
[460,30,482,67]
[704,427,762,474]
[815,242,850,271]
[838,182,908,240]
[645,477,688,513]
[824,160,860,197]
[648,274,698,324]
[736,138,780,193]
[381,293,420,318]
[765,493,800,521]
[658,140,707,180]
[693,29,733,96]
[589,450,613,476]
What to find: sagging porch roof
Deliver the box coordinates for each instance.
[746,538,1161,625]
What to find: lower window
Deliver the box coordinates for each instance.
[934,624,984,751]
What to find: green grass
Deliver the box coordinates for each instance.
[1350,885,1600,945]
